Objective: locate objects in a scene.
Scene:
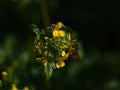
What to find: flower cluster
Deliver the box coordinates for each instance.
[32,22,78,79]
[0,71,29,90]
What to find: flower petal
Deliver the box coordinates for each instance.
[55,22,64,30]
[56,60,65,68]
[68,33,71,41]
[58,30,65,37]
[53,30,59,37]
[62,51,66,57]
[44,61,48,67]
[60,61,65,67]
[56,63,60,68]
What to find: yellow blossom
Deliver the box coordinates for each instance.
[56,60,65,68]
[53,29,65,37]
[2,71,8,80]
[62,51,66,57]
[53,30,59,37]
[68,33,71,41]
[55,22,64,30]
[11,84,18,90]
[56,63,60,68]
[61,51,70,60]
[44,61,48,67]
[58,30,65,37]
[34,40,42,54]
[36,57,44,62]
[2,71,8,76]
[44,37,48,40]
[23,86,29,90]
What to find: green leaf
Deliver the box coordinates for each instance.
[49,61,56,69]
[30,24,37,28]
[41,29,45,34]
[44,66,53,80]
[44,62,56,80]
[33,28,40,40]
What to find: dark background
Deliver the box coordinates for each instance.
[0,0,120,90]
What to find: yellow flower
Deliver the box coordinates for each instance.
[11,84,18,90]
[2,71,8,81]
[36,57,44,62]
[61,51,69,60]
[34,40,42,54]
[68,33,71,41]
[56,60,65,68]
[2,71,8,76]
[53,30,65,37]
[62,51,66,57]
[23,86,29,90]
[55,22,64,30]
[43,61,48,67]
[44,37,48,40]
[58,30,65,37]
[53,30,59,37]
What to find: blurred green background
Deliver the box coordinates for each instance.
[0,0,120,90]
